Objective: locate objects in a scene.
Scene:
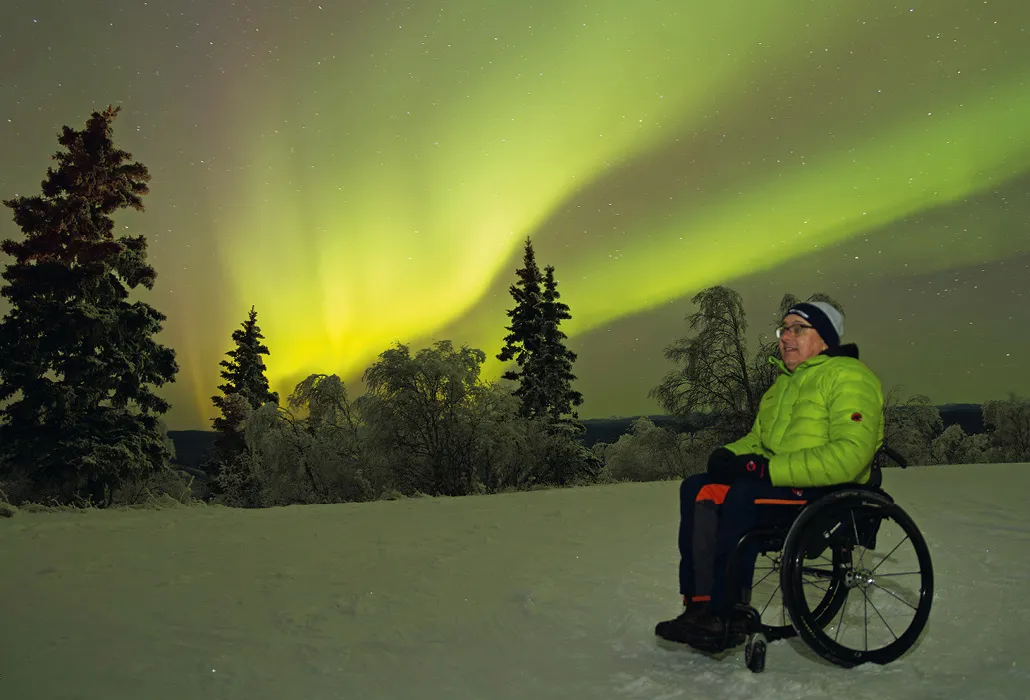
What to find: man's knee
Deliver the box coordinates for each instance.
[680,473,710,502]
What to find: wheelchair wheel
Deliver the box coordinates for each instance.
[750,546,849,641]
[780,489,934,668]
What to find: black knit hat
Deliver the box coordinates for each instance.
[783,301,844,347]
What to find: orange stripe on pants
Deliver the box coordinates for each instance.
[695,483,730,505]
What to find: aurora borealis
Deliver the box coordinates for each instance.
[2,0,1029,430]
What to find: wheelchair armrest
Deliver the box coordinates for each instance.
[882,445,909,468]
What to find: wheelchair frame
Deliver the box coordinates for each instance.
[699,447,935,673]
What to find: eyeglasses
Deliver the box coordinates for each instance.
[776,323,815,339]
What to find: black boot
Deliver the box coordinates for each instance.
[655,601,709,643]
[681,610,749,649]
[656,604,749,650]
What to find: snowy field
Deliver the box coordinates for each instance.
[2,463,1027,700]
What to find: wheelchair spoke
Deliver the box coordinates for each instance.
[834,588,851,643]
[753,567,776,589]
[873,570,922,578]
[759,583,781,618]
[850,511,867,570]
[800,576,830,593]
[864,586,868,651]
[869,535,910,575]
[869,580,919,612]
[861,586,899,642]
[800,565,834,578]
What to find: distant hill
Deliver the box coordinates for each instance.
[168,404,986,470]
[575,415,686,447]
[935,403,984,435]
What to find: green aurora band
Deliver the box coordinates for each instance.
[187,0,1030,420]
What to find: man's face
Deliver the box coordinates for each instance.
[778,313,829,371]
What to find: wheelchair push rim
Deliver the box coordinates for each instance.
[780,490,934,667]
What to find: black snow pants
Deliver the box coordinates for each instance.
[678,473,828,615]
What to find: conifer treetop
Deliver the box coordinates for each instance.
[213,305,279,415]
[3,106,150,269]
[497,236,544,366]
[497,240,582,421]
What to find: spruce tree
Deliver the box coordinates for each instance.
[211,306,278,462]
[497,237,547,417]
[0,106,178,505]
[538,265,583,422]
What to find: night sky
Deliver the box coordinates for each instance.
[1,1,1028,431]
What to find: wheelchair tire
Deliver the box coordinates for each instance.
[780,489,934,668]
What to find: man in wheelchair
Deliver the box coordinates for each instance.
[655,301,885,649]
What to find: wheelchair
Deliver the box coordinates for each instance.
[708,446,934,673]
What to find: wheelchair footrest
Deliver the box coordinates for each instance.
[730,603,766,637]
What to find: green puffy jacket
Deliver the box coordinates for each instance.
[724,343,884,488]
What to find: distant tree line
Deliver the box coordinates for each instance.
[0,106,1027,510]
[195,233,598,508]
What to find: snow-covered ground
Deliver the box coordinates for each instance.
[2,463,1027,700]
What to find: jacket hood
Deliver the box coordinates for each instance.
[824,343,860,359]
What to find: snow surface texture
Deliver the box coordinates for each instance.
[1,463,1026,700]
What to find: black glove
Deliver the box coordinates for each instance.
[708,451,772,485]
[706,447,736,475]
